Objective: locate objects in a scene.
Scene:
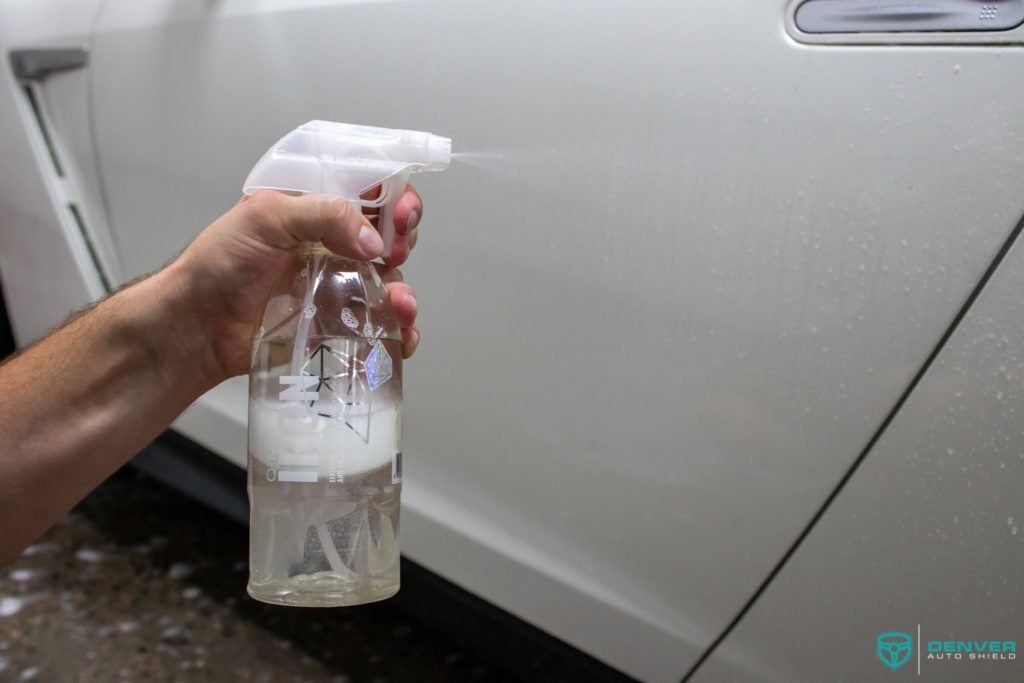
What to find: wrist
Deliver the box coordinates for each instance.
[134,259,231,393]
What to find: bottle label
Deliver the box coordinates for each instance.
[392,451,403,484]
[258,338,397,486]
[278,375,320,401]
[366,341,393,390]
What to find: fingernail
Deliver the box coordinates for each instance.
[406,210,420,232]
[358,225,384,256]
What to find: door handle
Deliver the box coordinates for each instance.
[10,48,88,81]
[795,0,1024,33]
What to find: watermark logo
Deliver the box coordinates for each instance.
[926,639,1016,661]
[874,627,1016,674]
[877,631,914,670]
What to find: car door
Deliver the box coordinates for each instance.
[87,1,1024,681]
[0,0,114,344]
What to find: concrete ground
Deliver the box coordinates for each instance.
[0,468,522,682]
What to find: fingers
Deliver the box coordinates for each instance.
[233,190,422,357]
[359,185,383,227]
[394,184,422,235]
[242,185,423,267]
[383,185,423,267]
[401,326,420,358]
[359,184,383,202]
[387,281,417,328]
[384,278,419,358]
[384,238,410,267]
[357,183,420,227]
[241,190,383,260]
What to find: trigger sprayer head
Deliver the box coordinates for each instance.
[243,121,452,259]
[243,121,452,197]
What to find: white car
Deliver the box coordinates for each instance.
[2,1,1023,681]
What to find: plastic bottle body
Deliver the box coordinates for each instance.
[247,248,403,606]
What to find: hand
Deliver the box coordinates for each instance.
[172,187,424,381]
[0,187,431,560]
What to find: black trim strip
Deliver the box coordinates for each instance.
[17,79,113,294]
[20,84,63,177]
[0,277,16,359]
[67,203,111,292]
[681,211,1024,681]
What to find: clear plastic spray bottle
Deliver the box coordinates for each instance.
[243,121,451,606]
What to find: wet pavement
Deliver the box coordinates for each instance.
[0,468,522,682]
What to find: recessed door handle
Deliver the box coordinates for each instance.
[10,48,88,81]
[795,0,1024,33]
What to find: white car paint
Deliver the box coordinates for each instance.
[2,1,1023,680]
[692,218,1024,683]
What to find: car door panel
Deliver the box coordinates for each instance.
[88,1,1024,680]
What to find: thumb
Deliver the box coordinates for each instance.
[242,190,384,259]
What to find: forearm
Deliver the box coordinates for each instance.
[0,260,222,562]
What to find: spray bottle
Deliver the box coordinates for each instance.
[243,121,451,606]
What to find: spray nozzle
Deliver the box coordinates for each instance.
[243,120,452,257]
[424,134,452,171]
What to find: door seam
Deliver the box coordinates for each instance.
[680,208,1024,682]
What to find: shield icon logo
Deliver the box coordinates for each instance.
[877,631,913,670]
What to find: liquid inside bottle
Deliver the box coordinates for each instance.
[247,248,402,607]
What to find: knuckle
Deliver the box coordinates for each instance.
[321,195,357,229]
[246,189,283,212]
[242,190,284,226]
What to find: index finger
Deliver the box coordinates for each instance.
[393,184,423,235]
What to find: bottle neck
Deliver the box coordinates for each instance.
[297,243,336,258]
[296,243,368,269]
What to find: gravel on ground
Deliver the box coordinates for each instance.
[0,467,521,682]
